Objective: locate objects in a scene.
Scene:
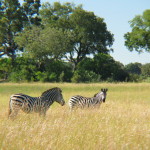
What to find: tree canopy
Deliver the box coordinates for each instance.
[124,9,150,53]
[36,2,114,67]
[15,26,72,61]
[0,0,41,59]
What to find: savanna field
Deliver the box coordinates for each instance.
[0,83,150,150]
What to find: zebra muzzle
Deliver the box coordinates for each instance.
[61,100,65,106]
[103,98,105,103]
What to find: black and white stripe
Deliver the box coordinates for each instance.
[68,88,108,110]
[8,87,65,118]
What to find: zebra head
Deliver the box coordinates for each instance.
[100,88,108,102]
[94,88,108,103]
[41,87,65,106]
[54,88,65,106]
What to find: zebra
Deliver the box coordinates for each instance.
[8,87,65,118]
[68,88,108,110]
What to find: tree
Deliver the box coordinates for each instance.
[75,53,129,81]
[125,63,142,75]
[0,0,41,59]
[40,2,114,67]
[22,0,41,26]
[0,58,12,80]
[141,63,150,77]
[15,26,72,61]
[40,2,75,27]
[124,9,150,53]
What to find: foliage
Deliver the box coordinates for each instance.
[43,59,73,82]
[128,73,141,82]
[125,63,142,75]
[40,2,114,67]
[8,57,38,82]
[40,2,76,27]
[110,61,129,82]
[76,54,129,82]
[0,58,12,79]
[0,0,41,59]
[124,9,150,53]
[2,56,150,83]
[71,70,101,83]
[1,2,150,83]
[92,53,116,80]
[15,26,72,61]
[141,63,150,77]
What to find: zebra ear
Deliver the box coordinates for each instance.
[101,88,108,92]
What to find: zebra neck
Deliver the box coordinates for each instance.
[93,97,101,102]
[40,96,54,104]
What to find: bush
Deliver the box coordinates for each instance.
[7,57,38,82]
[44,60,73,82]
[141,63,150,77]
[49,73,57,82]
[0,58,12,80]
[35,71,49,82]
[59,71,65,82]
[71,70,101,83]
[128,73,141,82]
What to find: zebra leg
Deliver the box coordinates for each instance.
[39,105,47,117]
[39,110,46,117]
[8,102,22,119]
[69,104,75,112]
[8,105,12,118]
[69,107,73,112]
[8,99,12,118]
[8,108,20,119]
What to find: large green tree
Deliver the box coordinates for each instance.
[40,2,114,67]
[124,9,150,53]
[0,0,41,59]
[15,26,72,61]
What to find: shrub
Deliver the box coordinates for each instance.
[35,71,49,82]
[71,70,101,83]
[0,58,12,80]
[49,73,57,82]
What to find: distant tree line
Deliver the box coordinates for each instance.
[0,0,150,82]
[1,57,150,82]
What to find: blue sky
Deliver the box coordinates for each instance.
[20,0,150,65]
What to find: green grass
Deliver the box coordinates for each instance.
[0,83,150,150]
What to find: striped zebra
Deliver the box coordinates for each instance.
[68,88,108,110]
[8,87,65,118]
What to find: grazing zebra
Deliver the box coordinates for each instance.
[68,88,108,110]
[8,87,65,118]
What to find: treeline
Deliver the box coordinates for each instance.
[0,57,150,82]
[0,1,150,83]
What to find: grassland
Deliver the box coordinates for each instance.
[0,82,150,150]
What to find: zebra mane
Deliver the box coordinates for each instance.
[93,88,108,97]
[41,87,62,96]
[93,93,98,97]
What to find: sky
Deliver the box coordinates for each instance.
[20,0,150,65]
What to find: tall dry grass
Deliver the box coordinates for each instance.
[0,83,150,150]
